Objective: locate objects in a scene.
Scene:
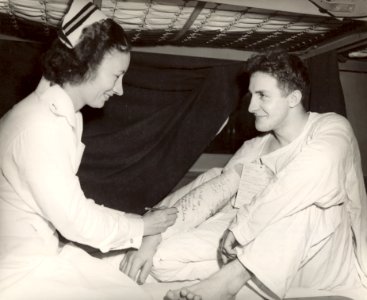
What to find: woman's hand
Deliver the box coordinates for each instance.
[121,206,176,283]
[219,229,239,265]
[142,207,178,236]
[120,234,162,284]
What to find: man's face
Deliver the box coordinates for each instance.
[248,71,291,133]
[82,49,131,108]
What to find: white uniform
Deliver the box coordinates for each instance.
[0,84,150,300]
[152,112,367,299]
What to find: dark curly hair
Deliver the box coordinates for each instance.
[246,50,310,102]
[42,19,131,86]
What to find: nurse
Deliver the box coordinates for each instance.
[0,1,176,299]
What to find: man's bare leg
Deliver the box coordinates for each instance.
[164,259,250,300]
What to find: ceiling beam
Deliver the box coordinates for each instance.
[297,28,367,58]
[200,0,328,16]
[133,45,254,61]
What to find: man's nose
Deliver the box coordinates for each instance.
[113,77,123,96]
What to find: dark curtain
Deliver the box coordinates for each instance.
[305,51,346,116]
[0,41,346,215]
[79,52,245,214]
[0,41,45,115]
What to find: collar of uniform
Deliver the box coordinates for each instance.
[38,84,77,128]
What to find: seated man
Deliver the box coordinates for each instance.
[121,50,367,300]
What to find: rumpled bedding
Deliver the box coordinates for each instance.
[141,282,358,300]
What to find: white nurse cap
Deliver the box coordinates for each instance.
[59,0,108,48]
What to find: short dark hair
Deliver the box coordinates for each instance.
[42,19,131,86]
[246,50,310,101]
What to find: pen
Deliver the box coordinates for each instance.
[144,207,162,212]
[144,205,169,212]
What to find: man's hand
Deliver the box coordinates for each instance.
[120,234,162,284]
[219,229,239,265]
[143,207,178,236]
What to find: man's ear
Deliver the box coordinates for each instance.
[287,90,302,108]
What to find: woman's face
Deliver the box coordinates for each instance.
[82,49,130,108]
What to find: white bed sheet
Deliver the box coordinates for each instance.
[142,282,357,300]
[101,251,360,300]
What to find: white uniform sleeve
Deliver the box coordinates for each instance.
[230,114,352,246]
[3,123,143,253]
